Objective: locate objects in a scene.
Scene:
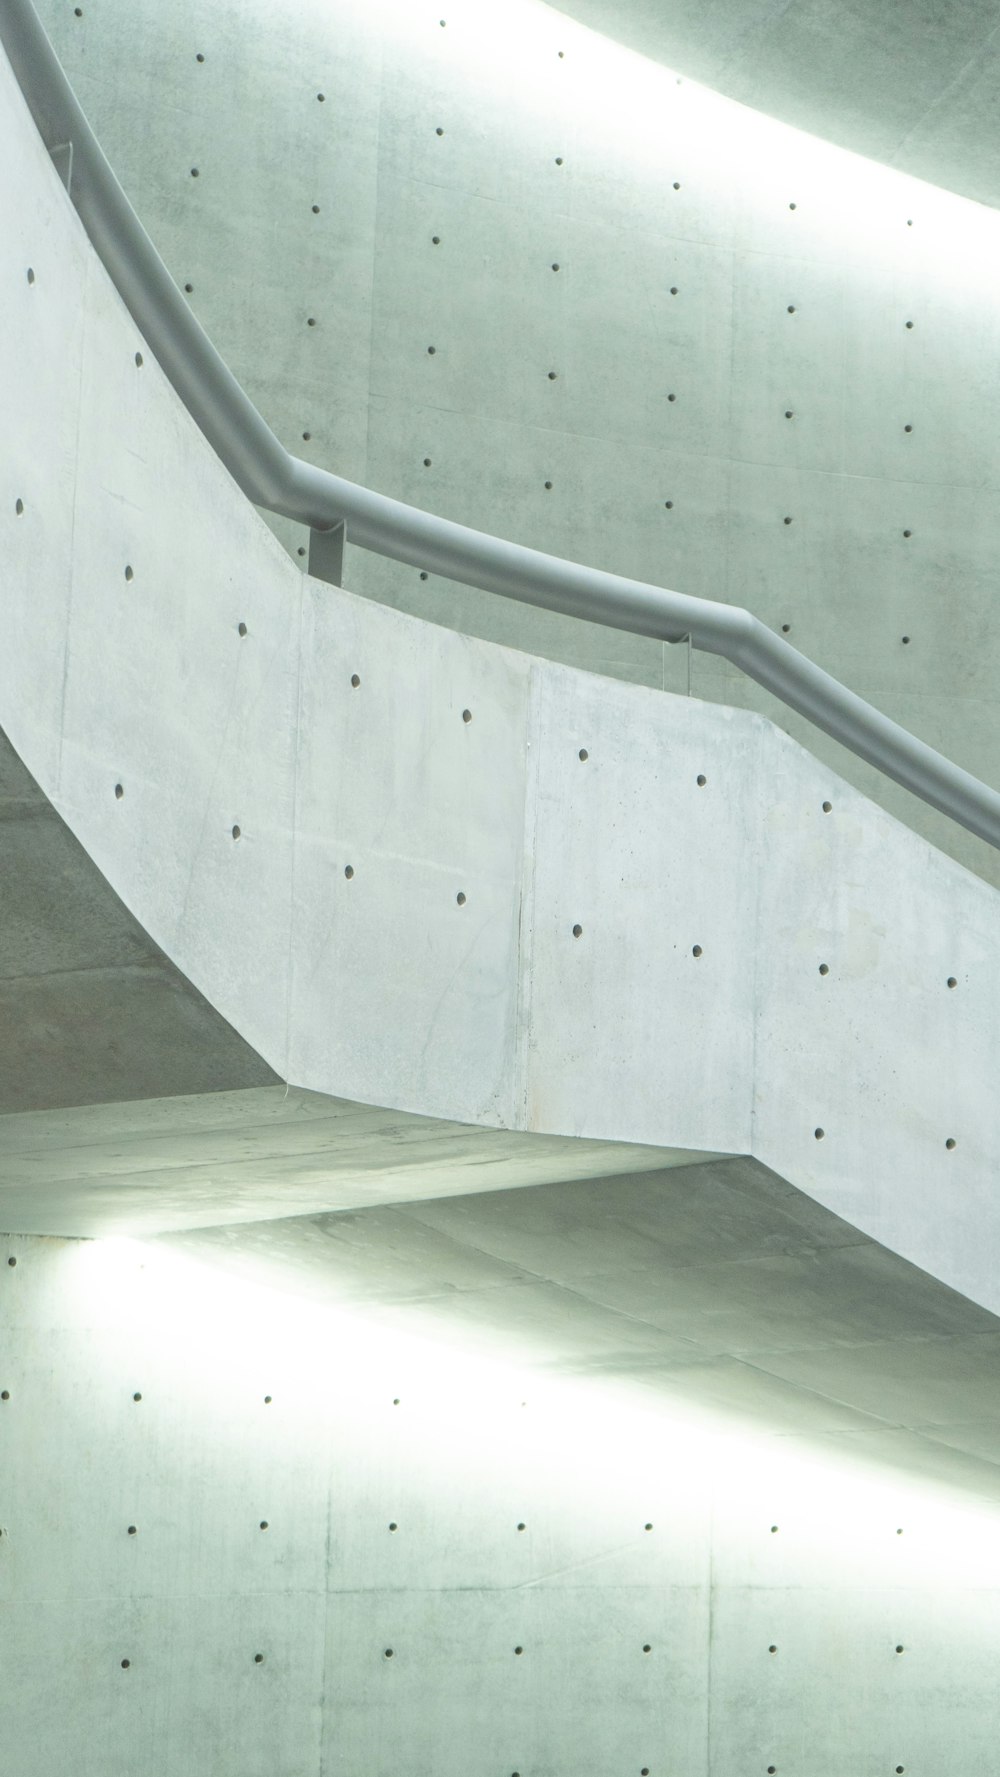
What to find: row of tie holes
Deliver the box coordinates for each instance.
[8,481,926,652]
[0,1337,917,1689]
[24,273,927,656]
[6,486,971,985]
[86,650,961,997]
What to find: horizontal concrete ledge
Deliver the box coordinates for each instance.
[0,1084,721,1237]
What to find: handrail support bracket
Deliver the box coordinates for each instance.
[308,520,346,588]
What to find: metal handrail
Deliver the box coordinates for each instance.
[5,0,1000,851]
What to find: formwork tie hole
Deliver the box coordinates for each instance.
[946,1137,956,1149]
[819,963,829,975]
[134,352,143,367]
[579,748,589,761]
[456,892,467,906]
[462,708,472,722]
[238,622,247,637]
[231,825,241,841]
[814,1127,825,1140]
[26,267,35,284]
[124,565,134,582]
[15,498,24,516]
[692,944,703,957]
[572,924,583,938]
[822,800,832,812]
[259,1520,269,1530]
[947,977,957,988]
[344,865,354,880]
[351,673,361,687]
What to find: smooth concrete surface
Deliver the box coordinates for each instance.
[164,1154,1000,1497]
[4,32,1000,1336]
[4,1222,1000,1776]
[551,0,1000,213]
[0,1083,707,1238]
[29,0,1000,891]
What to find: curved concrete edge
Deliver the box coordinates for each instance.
[0,725,280,1117]
[3,37,1000,1318]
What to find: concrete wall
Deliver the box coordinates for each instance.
[30,0,1000,890]
[5,30,1000,1311]
[4,1226,1000,1777]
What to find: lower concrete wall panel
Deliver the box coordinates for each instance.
[3,1230,1000,1776]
